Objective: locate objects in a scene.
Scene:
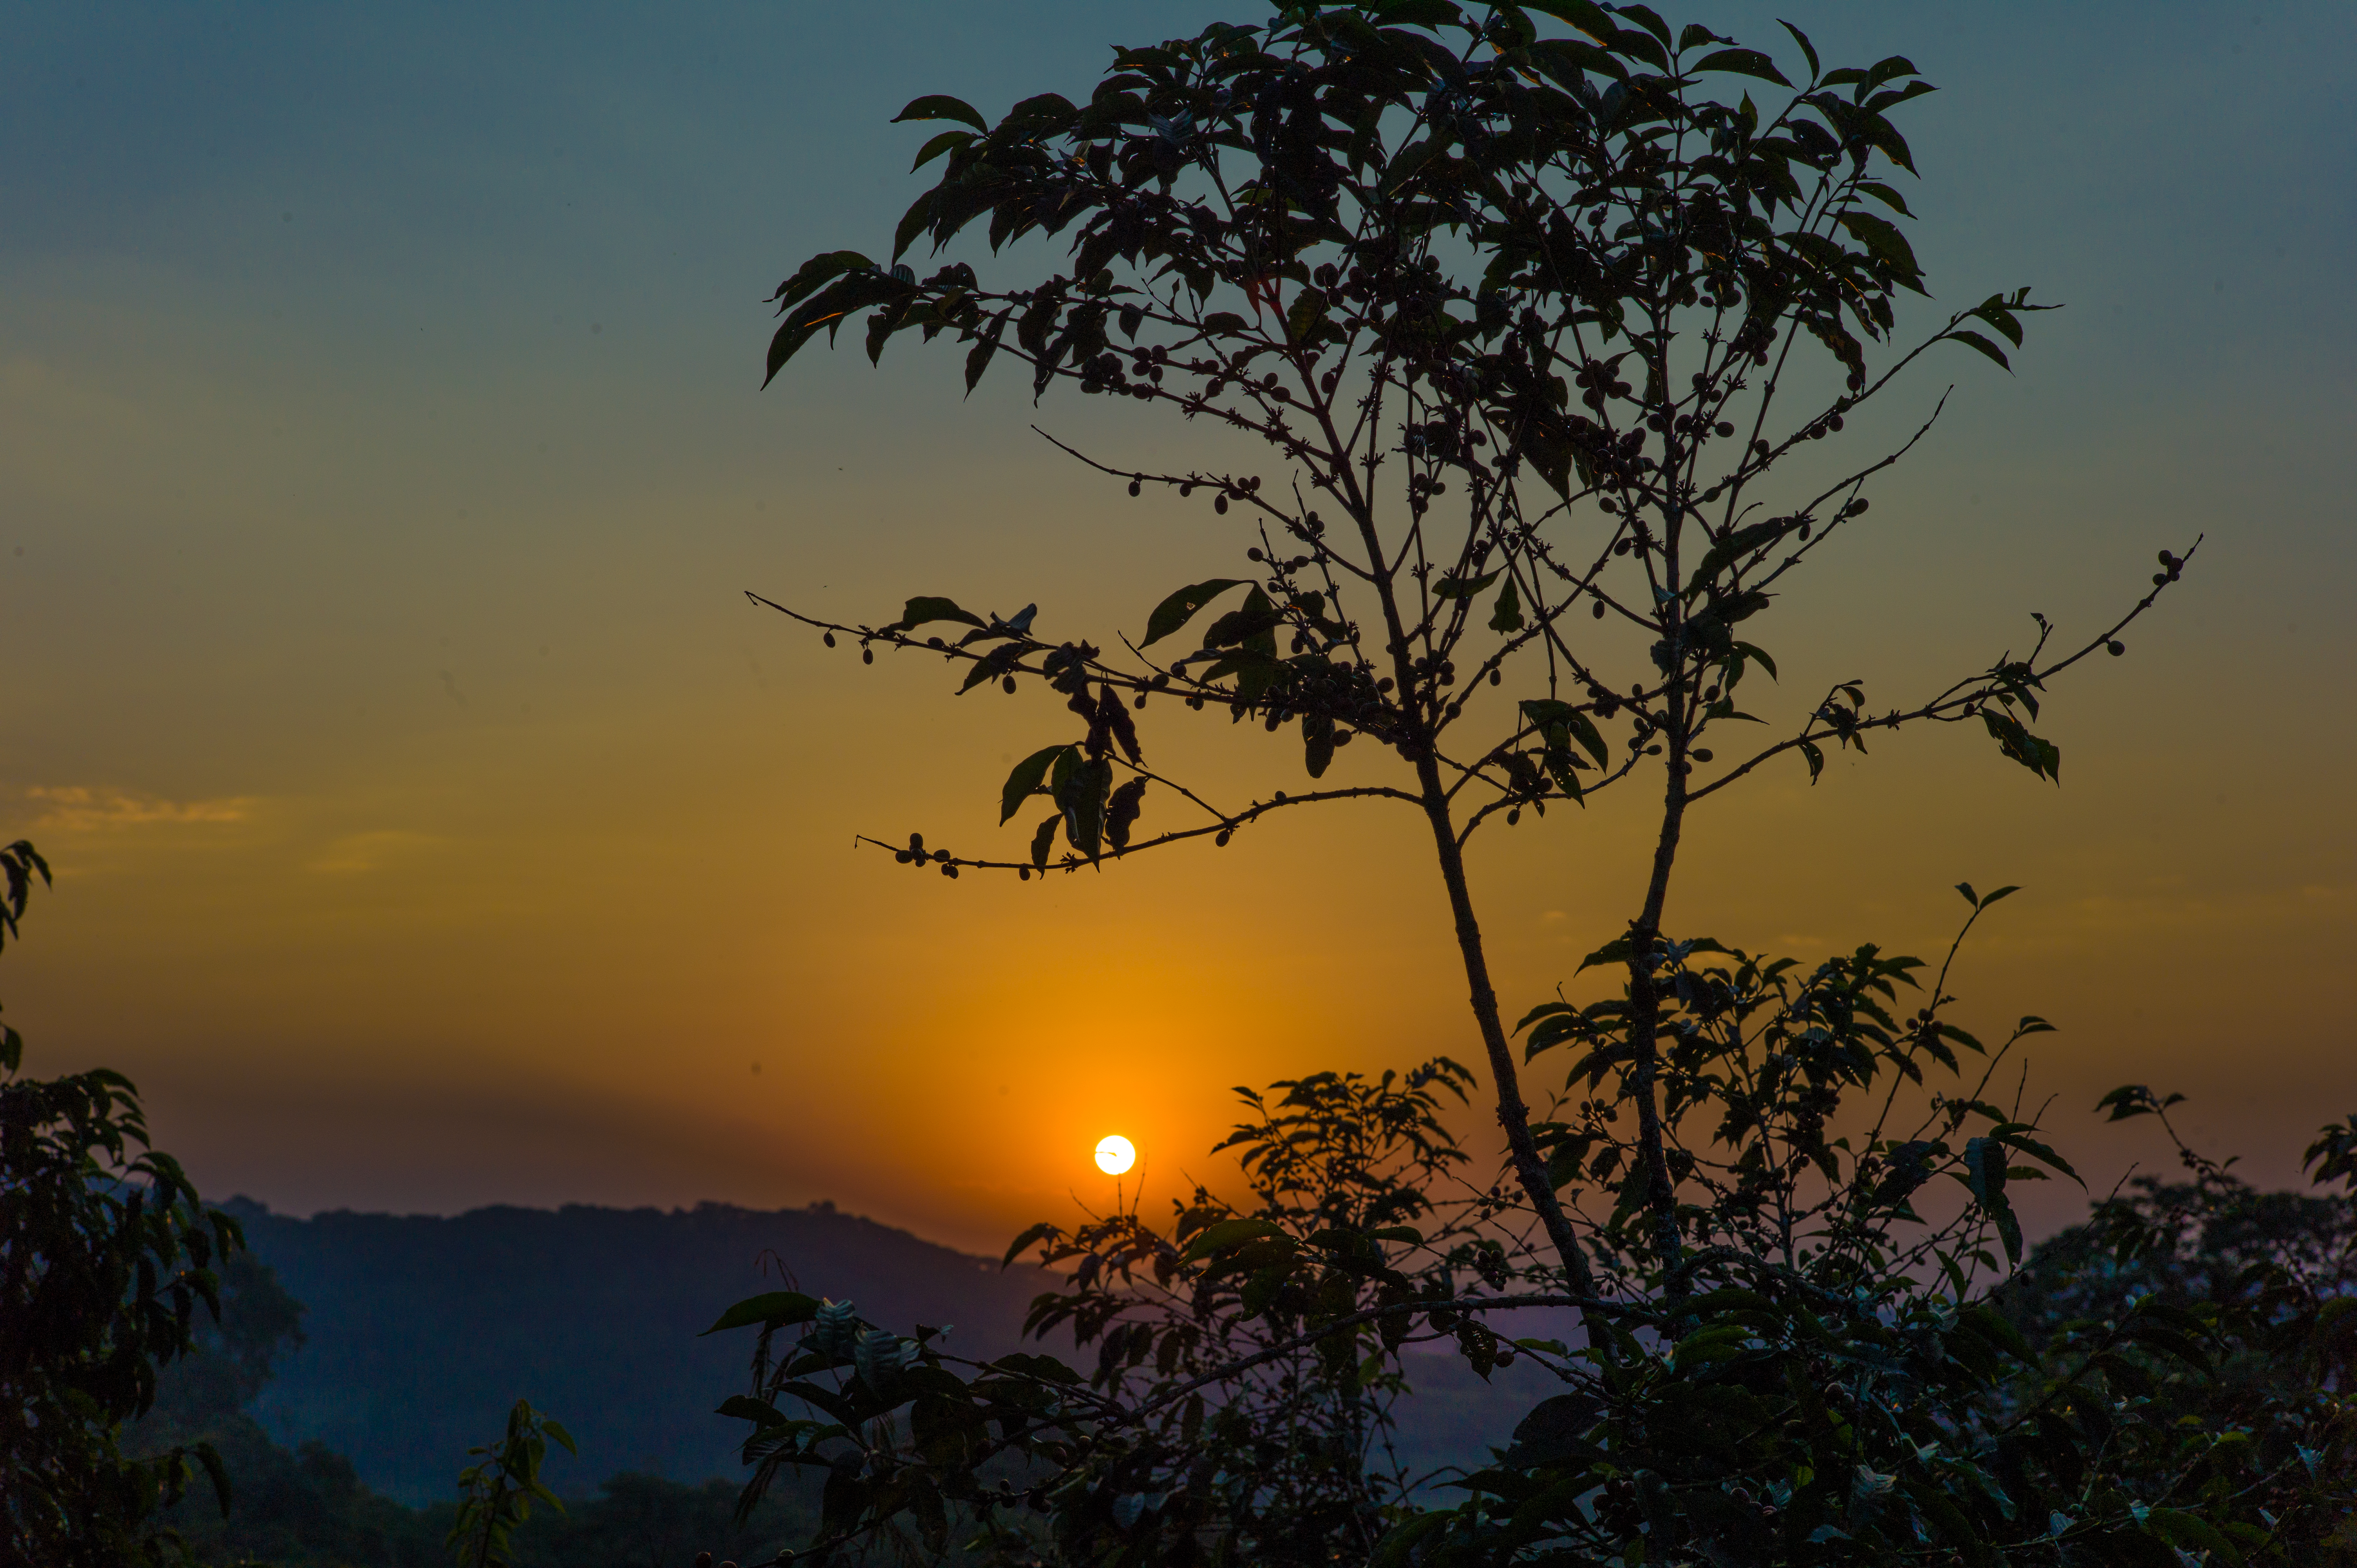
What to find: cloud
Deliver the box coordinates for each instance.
[307,830,438,874]
[27,785,253,831]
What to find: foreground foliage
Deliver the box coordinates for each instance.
[711,907,2355,1565]
[726,3,2345,1563]
[0,840,245,1567]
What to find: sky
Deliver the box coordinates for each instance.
[2,0,2351,1256]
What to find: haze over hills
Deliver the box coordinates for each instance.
[225,1196,1544,1507]
[226,1196,1060,1503]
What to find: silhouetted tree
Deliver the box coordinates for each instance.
[718,5,2347,1565]
[1,840,244,1566]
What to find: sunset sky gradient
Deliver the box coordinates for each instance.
[4,0,2351,1253]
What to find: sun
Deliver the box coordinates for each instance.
[1094,1134,1136,1175]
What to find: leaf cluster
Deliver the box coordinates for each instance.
[447,1400,578,1568]
[1,842,248,1566]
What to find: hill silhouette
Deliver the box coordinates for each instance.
[225,1197,1060,1503]
[226,1196,1544,1510]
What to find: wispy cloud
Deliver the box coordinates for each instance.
[308,830,438,874]
[27,785,254,831]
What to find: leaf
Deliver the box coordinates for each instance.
[715,1394,787,1427]
[1105,776,1147,850]
[2144,1508,2244,1566]
[702,1291,820,1336]
[1141,579,1247,647]
[1284,288,1328,345]
[1519,700,1608,767]
[1777,19,1821,79]
[1180,1217,1290,1262]
[1959,1303,2031,1361]
[1857,180,1914,217]
[1380,137,1445,194]
[1961,1137,2022,1264]
[1575,935,1634,973]
[965,312,1007,393]
[1944,330,2012,372]
[1520,0,1615,44]
[770,250,876,312]
[1690,47,1790,85]
[1371,1512,1452,1568]
[890,190,935,264]
[1837,211,1921,278]
[1302,714,1336,779]
[886,596,986,633]
[2096,1084,2179,1122]
[1372,0,1462,25]
[1003,1222,1058,1267]
[1432,569,1500,600]
[1488,576,1524,633]
[910,130,971,172]
[1000,746,1073,825]
[1029,815,1059,869]
[1504,1393,1602,1464]
[1996,1129,2081,1185]
[893,95,989,133]
[1059,754,1112,859]
[1979,709,2060,781]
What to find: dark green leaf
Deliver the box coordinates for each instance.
[886,596,987,633]
[2145,1508,2244,1566]
[1777,19,1820,78]
[1689,47,1790,85]
[1000,746,1073,825]
[702,1291,820,1336]
[715,1395,787,1427]
[1303,715,1336,779]
[1857,180,1914,217]
[1180,1218,1290,1261]
[1432,569,1500,600]
[892,95,989,133]
[1488,576,1524,632]
[1944,330,2012,372]
[1837,211,1921,277]
[1141,579,1247,648]
[910,131,971,172]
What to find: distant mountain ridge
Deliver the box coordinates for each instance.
[225,1197,1059,1504]
[227,1196,1544,1509]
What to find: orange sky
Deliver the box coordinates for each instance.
[3,1,2351,1255]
